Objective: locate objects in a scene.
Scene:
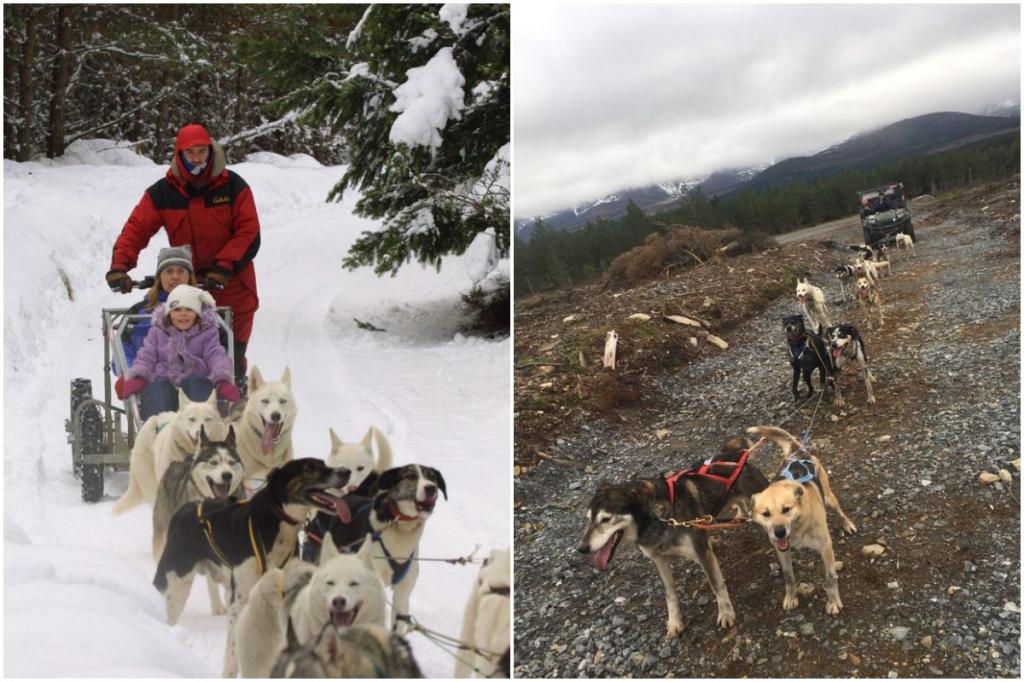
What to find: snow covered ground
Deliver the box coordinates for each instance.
[3,140,510,677]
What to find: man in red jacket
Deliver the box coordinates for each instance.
[106,124,260,389]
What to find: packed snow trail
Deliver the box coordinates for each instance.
[3,142,510,677]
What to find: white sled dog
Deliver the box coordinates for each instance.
[112,389,223,514]
[795,276,832,335]
[232,366,297,483]
[235,559,316,679]
[326,426,393,494]
[454,547,511,678]
[235,542,386,678]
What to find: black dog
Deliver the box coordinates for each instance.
[301,464,448,564]
[783,314,834,403]
[153,457,351,626]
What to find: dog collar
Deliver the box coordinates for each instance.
[272,502,302,526]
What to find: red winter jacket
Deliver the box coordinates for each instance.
[111,126,260,334]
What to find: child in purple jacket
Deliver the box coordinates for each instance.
[121,284,240,420]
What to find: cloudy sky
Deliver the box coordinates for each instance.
[513,3,1020,218]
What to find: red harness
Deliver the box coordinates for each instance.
[663,439,764,509]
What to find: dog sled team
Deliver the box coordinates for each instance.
[580,229,918,643]
[112,363,510,677]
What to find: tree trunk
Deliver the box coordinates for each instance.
[154,68,172,162]
[17,8,39,161]
[46,6,72,158]
[234,65,246,133]
[4,27,17,158]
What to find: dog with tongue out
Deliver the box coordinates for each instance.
[232,366,298,486]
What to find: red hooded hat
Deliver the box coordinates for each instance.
[175,124,212,151]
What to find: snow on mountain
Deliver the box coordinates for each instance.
[3,143,509,677]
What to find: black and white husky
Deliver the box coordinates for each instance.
[825,324,877,406]
[151,425,245,614]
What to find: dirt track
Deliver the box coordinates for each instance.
[513,178,1021,678]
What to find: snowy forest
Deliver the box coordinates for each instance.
[4,3,510,324]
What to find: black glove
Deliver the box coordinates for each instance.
[204,264,232,292]
[105,270,132,294]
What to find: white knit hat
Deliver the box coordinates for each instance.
[166,284,215,316]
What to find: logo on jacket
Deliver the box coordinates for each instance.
[211,195,231,205]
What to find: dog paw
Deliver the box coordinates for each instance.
[843,520,858,535]
[212,603,226,616]
[833,398,845,408]
[867,395,876,405]
[666,619,685,639]
[826,599,843,615]
[717,606,736,629]
[782,595,799,611]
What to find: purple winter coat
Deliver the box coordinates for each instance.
[128,306,232,386]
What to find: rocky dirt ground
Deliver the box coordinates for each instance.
[513,177,1021,678]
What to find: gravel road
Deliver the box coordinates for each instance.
[513,181,1020,678]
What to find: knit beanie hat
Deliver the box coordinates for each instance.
[155,245,195,279]
[166,284,215,316]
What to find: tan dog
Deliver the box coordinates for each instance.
[855,276,884,329]
[745,426,856,616]
[895,232,914,254]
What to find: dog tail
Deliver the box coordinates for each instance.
[746,425,802,462]
[112,470,144,515]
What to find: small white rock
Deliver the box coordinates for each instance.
[1003,601,1020,613]
[562,314,578,324]
[627,313,651,321]
[887,581,899,590]
[978,471,1000,486]
[1011,458,1020,471]
[655,429,670,441]
[920,479,931,486]
[998,469,1012,483]
[862,544,886,556]
[830,414,839,422]
[877,435,892,443]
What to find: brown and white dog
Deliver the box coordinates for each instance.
[744,426,856,615]
[795,276,833,335]
[855,276,884,329]
[825,323,877,406]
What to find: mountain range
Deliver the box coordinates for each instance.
[515,107,1020,240]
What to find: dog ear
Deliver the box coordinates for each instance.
[423,466,448,500]
[206,389,217,406]
[178,387,191,407]
[377,467,403,492]
[361,427,373,448]
[320,532,340,565]
[357,537,375,570]
[281,367,292,388]
[329,427,342,450]
[249,366,263,391]
[793,485,803,499]
[199,424,212,448]
[225,424,236,448]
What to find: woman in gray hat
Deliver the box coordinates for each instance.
[114,245,198,378]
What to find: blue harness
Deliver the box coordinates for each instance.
[371,530,415,585]
[788,340,807,361]
[780,458,817,483]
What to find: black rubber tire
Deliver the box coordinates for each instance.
[907,224,917,242]
[70,379,105,502]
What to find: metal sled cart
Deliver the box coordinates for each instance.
[66,279,234,502]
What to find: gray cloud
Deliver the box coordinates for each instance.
[513,4,1020,217]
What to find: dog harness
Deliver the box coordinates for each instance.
[787,337,807,361]
[776,458,825,499]
[371,530,415,585]
[195,499,296,575]
[663,447,754,509]
[301,500,374,561]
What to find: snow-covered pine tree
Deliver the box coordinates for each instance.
[290,3,510,278]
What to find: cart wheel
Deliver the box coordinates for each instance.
[81,464,104,503]
[70,379,105,502]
